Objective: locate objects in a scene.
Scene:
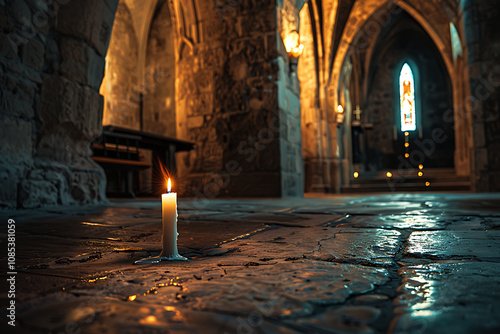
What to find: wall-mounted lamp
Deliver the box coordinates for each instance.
[284,30,304,72]
[336,105,345,125]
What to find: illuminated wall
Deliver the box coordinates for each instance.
[100,1,140,129]
[143,1,176,137]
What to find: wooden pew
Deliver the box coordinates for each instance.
[92,126,194,197]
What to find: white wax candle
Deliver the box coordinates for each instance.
[134,178,187,264]
[160,191,179,258]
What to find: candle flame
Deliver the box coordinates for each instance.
[167,178,171,193]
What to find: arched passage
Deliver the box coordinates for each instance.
[100,1,139,128]
[354,10,455,172]
[99,0,177,195]
[143,0,176,137]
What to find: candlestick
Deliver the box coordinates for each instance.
[135,178,187,264]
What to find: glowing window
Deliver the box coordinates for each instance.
[400,63,416,131]
[450,23,463,61]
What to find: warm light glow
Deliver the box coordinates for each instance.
[336,106,345,124]
[400,63,416,131]
[418,164,424,170]
[418,172,423,177]
[353,172,359,178]
[129,295,137,301]
[290,44,304,57]
[386,172,393,178]
[284,30,304,58]
[141,315,157,324]
[405,143,410,148]
[167,178,172,193]
[405,132,409,137]
[405,153,410,158]
[88,276,107,283]
[425,181,431,187]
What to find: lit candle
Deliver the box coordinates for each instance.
[135,177,186,264]
[160,178,183,259]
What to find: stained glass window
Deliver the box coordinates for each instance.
[400,63,416,131]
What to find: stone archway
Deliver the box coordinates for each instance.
[100,1,140,128]
[329,0,471,191]
[100,0,177,137]
[357,10,456,172]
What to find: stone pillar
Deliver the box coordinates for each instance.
[176,0,303,198]
[462,0,500,191]
[0,0,118,209]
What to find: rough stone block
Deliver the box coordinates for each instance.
[0,114,32,165]
[56,0,116,56]
[38,74,78,127]
[0,32,19,58]
[85,48,106,90]
[61,37,105,82]
[9,0,31,25]
[24,0,48,11]
[55,0,93,44]
[59,37,88,85]
[27,159,106,206]
[0,13,14,32]
[39,74,101,136]
[22,37,45,70]
[1,89,35,119]
[36,125,87,164]
[69,167,106,203]
[89,1,116,56]
[78,86,103,140]
[37,75,103,164]
[23,65,43,83]
[0,164,20,209]
[4,73,36,105]
[19,179,58,209]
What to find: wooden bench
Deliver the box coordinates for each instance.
[92,126,194,197]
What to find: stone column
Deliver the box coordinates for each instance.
[462,0,500,191]
[0,0,118,209]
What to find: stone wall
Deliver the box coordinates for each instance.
[175,0,303,198]
[462,0,500,191]
[0,0,118,209]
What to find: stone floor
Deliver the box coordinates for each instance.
[1,193,500,333]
